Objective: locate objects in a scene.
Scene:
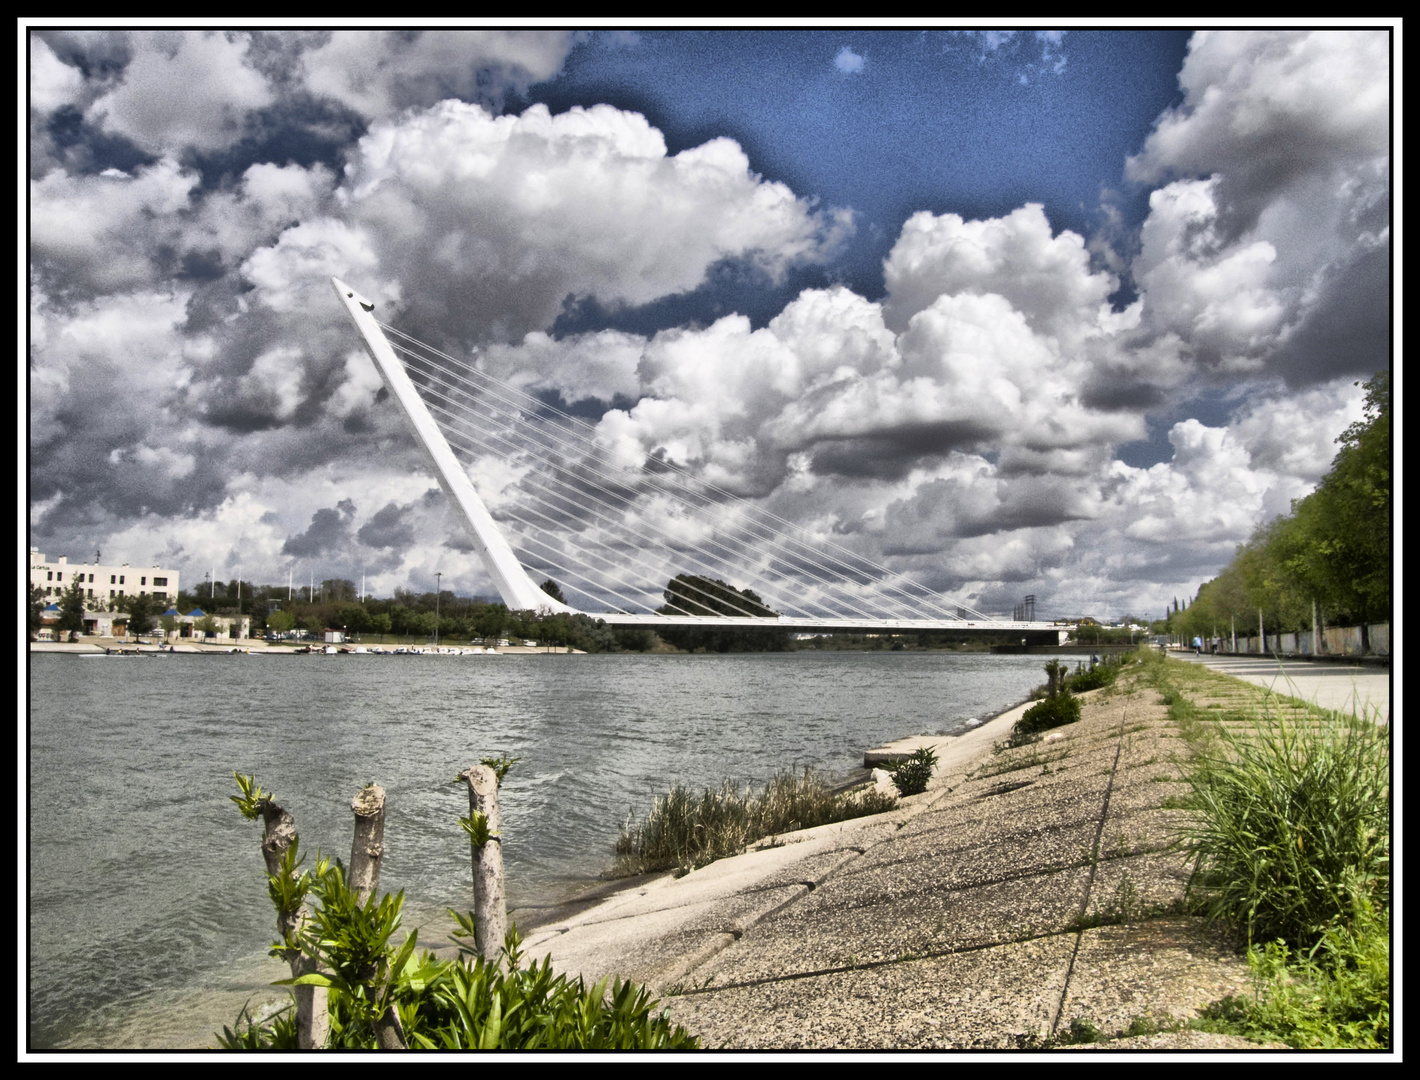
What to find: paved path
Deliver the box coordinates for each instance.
[514,683,1278,1050]
[1173,653,1390,723]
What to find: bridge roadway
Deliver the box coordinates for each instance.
[572,612,1069,643]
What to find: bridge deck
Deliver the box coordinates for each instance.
[577,612,1066,638]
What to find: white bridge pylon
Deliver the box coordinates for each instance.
[332,278,1064,640]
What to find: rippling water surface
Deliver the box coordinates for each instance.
[28,649,1045,1048]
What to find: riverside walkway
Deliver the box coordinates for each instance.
[514,662,1295,1051]
[1174,653,1390,724]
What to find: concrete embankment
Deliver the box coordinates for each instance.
[514,667,1287,1050]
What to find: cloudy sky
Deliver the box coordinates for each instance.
[26,26,1393,621]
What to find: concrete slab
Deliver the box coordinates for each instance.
[842,817,1101,893]
[688,866,1094,984]
[666,933,1078,1050]
[1085,850,1193,922]
[1057,919,1253,1039]
[531,882,812,987]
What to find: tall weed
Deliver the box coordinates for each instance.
[615,769,897,875]
[1179,712,1389,950]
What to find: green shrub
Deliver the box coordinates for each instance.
[887,747,938,796]
[220,920,700,1049]
[615,768,898,875]
[1195,905,1390,1049]
[1178,714,1389,950]
[1015,693,1081,736]
[1065,661,1116,693]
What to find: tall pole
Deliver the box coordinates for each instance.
[288,568,292,603]
[331,278,570,614]
[434,572,442,647]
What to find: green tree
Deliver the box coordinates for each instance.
[194,614,221,638]
[267,610,297,636]
[655,575,789,653]
[126,592,159,637]
[539,579,566,605]
[29,585,46,637]
[57,581,86,635]
[1279,371,1390,627]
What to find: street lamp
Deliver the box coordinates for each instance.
[434,572,442,648]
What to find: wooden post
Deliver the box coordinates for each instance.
[460,764,507,962]
[348,784,386,907]
[257,799,328,1050]
[345,784,405,1049]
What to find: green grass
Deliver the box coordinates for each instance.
[614,768,898,876]
[1137,652,1391,1049]
[1177,711,1389,950]
[1192,905,1390,1049]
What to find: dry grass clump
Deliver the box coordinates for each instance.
[614,769,897,876]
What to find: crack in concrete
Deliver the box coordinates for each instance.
[1049,701,1128,1041]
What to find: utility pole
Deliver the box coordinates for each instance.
[288,568,292,603]
[434,572,442,647]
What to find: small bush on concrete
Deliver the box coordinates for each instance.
[1015,693,1081,736]
[887,747,938,796]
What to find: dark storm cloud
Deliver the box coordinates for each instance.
[356,500,417,550]
[1080,377,1168,412]
[1267,243,1391,387]
[807,421,998,480]
[282,498,356,557]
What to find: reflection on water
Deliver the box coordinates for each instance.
[28,649,1045,1048]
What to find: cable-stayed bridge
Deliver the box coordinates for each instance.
[333,279,1066,643]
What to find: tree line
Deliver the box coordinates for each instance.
[1162,372,1390,648]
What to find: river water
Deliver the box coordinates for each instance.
[27,649,1046,1049]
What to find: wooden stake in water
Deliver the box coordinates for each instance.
[348,784,386,907]
[460,764,507,962]
[347,783,405,1049]
[256,798,328,1050]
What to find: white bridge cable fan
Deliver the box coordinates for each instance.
[377,321,999,624]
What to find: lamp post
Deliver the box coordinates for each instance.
[434,572,442,648]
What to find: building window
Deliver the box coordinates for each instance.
[153,577,168,587]
[88,574,94,583]
[57,572,63,581]
[110,575,116,584]
[47,571,53,581]
[87,589,93,598]
[141,577,147,586]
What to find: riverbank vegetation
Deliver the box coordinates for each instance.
[221,772,698,1050]
[614,769,898,877]
[1141,650,1391,1048]
[1160,371,1389,648]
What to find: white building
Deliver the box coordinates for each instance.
[29,548,180,606]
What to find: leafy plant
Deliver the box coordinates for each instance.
[1193,905,1390,1049]
[479,754,520,786]
[887,747,938,796]
[459,810,499,849]
[1065,660,1117,693]
[229,771,269,819]
[1014,693,1081,736]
